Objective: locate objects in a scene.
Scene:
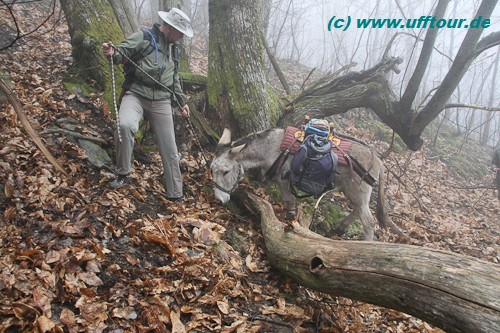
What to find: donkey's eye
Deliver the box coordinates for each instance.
[223,171,230,176]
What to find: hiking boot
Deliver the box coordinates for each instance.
[166,196,183,202]
[109,175,127,189]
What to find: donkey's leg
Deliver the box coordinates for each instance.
[359,205,375,241]
[339,180,376,240]
[335,210,359,236]
[335,205,375,240]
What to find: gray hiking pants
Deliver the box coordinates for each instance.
[115,91,183,198]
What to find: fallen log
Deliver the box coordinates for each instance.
[245,193,500,333]
[180,72,207,92]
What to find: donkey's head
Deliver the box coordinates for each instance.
[211,128,247,204]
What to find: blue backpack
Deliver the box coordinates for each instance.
[289,135,338,197]
[122,26,179,91]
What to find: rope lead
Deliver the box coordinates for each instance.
[109,53,122,143]
[108,43,209,164]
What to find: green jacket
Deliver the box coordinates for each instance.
[112,24,186,106]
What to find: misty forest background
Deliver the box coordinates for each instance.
[0,0,499,332]
[173,0,500,148]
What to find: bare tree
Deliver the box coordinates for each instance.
[108,0,139,36]
[0,0,60,51]
[482,45,500,144]
[279,0,500,150]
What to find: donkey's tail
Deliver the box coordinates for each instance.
[376,167,406,236]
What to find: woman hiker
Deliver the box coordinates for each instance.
[102,8,193,201]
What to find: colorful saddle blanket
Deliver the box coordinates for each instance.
[280,126,353,166]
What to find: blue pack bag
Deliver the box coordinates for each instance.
[289,134,338,197]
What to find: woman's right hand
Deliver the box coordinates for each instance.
[102,42,114,57]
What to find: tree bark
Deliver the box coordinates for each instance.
[207,0,278,136]
[59,0,124,106]
[245,193,500,333]
[109,0,139,36]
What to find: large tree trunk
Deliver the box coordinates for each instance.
[207,0,278,136]
[59,0,124,107]
[245,193,500,333]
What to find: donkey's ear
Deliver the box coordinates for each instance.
[218,128,232,146]
[229,144,246,155]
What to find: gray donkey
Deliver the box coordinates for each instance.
[211,128,388,241]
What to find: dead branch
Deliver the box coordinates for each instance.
[0,76,68,176]
[246,192,500,333]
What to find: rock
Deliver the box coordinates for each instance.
[77,139,112,169]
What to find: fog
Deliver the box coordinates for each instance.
[135,0,500,146]
[267,0,500,146]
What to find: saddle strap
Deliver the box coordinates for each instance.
[350,155,376,186]
[264,138,298,182]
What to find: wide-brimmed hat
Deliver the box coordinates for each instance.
[158,8,193,38]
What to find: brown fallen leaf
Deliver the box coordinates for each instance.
[13,302,40,321]
[36,315,56,332]
[130,188,145,201]
[77,272,103,287]
[45,250,61,264]
[124,253,140,266]
[4,179,14,198]
[112,306,138,320]
[3,206,17,222]
[59,308,75,326]
[245,254,258,272]
[170,310,186,333]
[221,319,246,333]
[217,300,230,315]
[33,287,53,318]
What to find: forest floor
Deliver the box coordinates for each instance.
[1,4,499,333]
